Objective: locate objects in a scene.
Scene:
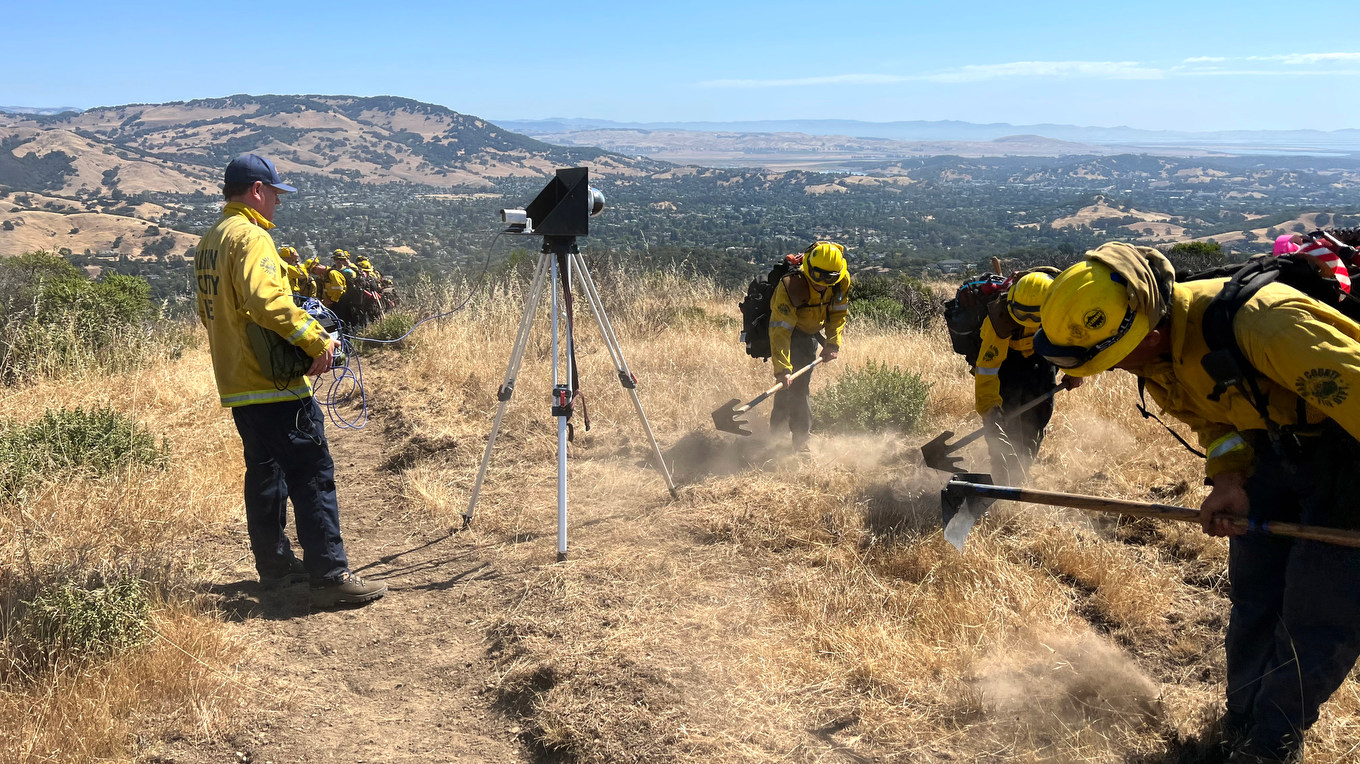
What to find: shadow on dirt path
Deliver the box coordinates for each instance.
[167,404,532,763]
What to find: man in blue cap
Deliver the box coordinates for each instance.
[194,153,386,608]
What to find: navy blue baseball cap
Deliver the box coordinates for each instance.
[224,153,296,193]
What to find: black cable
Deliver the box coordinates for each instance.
[349,229,507,344]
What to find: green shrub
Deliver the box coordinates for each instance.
[362,311,416,345]
[849,273,937,330]
[1165,240,1226,273]
[852,297,914,328]
[18,575,151,672]
[0,406,168,503]
[0,251,173,385]
[812,360,931,434]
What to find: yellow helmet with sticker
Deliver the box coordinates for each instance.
[1034,260,1152,377]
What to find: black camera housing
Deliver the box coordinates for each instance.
[523,167,604,238]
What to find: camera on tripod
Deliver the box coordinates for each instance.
[468,167,676,560]
[499,167,605,238]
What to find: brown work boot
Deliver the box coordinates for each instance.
[310,572,387,608]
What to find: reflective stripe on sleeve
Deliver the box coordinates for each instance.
[1207,432,1248,460]
[976,366,1001,376]
[770,320,794,330]
[286,317,323,344]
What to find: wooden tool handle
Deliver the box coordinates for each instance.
[741,358,824,413]
[977,484,1360,548]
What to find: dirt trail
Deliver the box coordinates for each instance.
[162,407,533,763]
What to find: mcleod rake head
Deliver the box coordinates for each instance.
[920,430,966,473]
[711,399,752,436]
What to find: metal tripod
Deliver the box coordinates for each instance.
[463,237,677,561]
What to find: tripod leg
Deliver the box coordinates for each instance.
[551,252,569,561]
[570,251,679,497]
[463,251,552,525]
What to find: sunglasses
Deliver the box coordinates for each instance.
[808,265,841,284]
[1033,306,1137,369]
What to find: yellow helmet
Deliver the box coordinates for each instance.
[802,241,847,288]
[277,246,298,262]
[1006,272,1053,328]
[1034,260,1152,377]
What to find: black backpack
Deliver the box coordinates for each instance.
[1191,253,1360,452]
[943,273,1011,366]
[739,253,803,360]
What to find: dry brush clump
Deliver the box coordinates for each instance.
[0,346,254,759]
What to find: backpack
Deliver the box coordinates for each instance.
[943,273,1011,366]
[1192,252,1360,453]
[738,253,803,360]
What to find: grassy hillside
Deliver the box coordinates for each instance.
[1,264,1357,762]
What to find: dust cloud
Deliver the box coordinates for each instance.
[665,429,785,484]
[973,630,1162,744]
[861,471,952,536]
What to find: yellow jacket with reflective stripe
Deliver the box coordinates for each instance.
[1125,278,1360,478]
[769,273,850,375]
[194,203,331,407]
[323,269,347,302]
[973,313,1038,415]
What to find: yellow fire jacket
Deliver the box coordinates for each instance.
[194,203,331,407]
[282,260,307,294]
[769,272,850,375]
[973,304,1038,415]
[323,268,347,303]
[1125,278,1360,478]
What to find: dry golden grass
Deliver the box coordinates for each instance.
[0,600,247,764]
[4,263,1359,761]
[0,344,255,761]
[352,265,1360,761]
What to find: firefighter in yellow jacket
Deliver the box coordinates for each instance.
[276,245,313,297]
[320,264,347,306]
[1036,241,1360,762]
[973,271,1074,483]
[769,241,850,452]
[194,153,385,609]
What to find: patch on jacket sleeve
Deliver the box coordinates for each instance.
[981,346,999,363]
[777,303,792,315]
[1295,367,1349,406]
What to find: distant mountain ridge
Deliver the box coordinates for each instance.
[497,117,1360,152]
[0,105,82,116]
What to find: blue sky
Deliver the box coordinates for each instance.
[5,0,1359,131]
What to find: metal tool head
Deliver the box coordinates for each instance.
[941,472,996,551]
[920,430,965,473]
[711,398,752,436]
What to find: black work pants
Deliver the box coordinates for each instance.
[769,330,819,448]
[231,397,350,585]
[1226,425,1360,758]
[986,352,1056,484]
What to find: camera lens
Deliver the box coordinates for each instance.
[587,188,605,217]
